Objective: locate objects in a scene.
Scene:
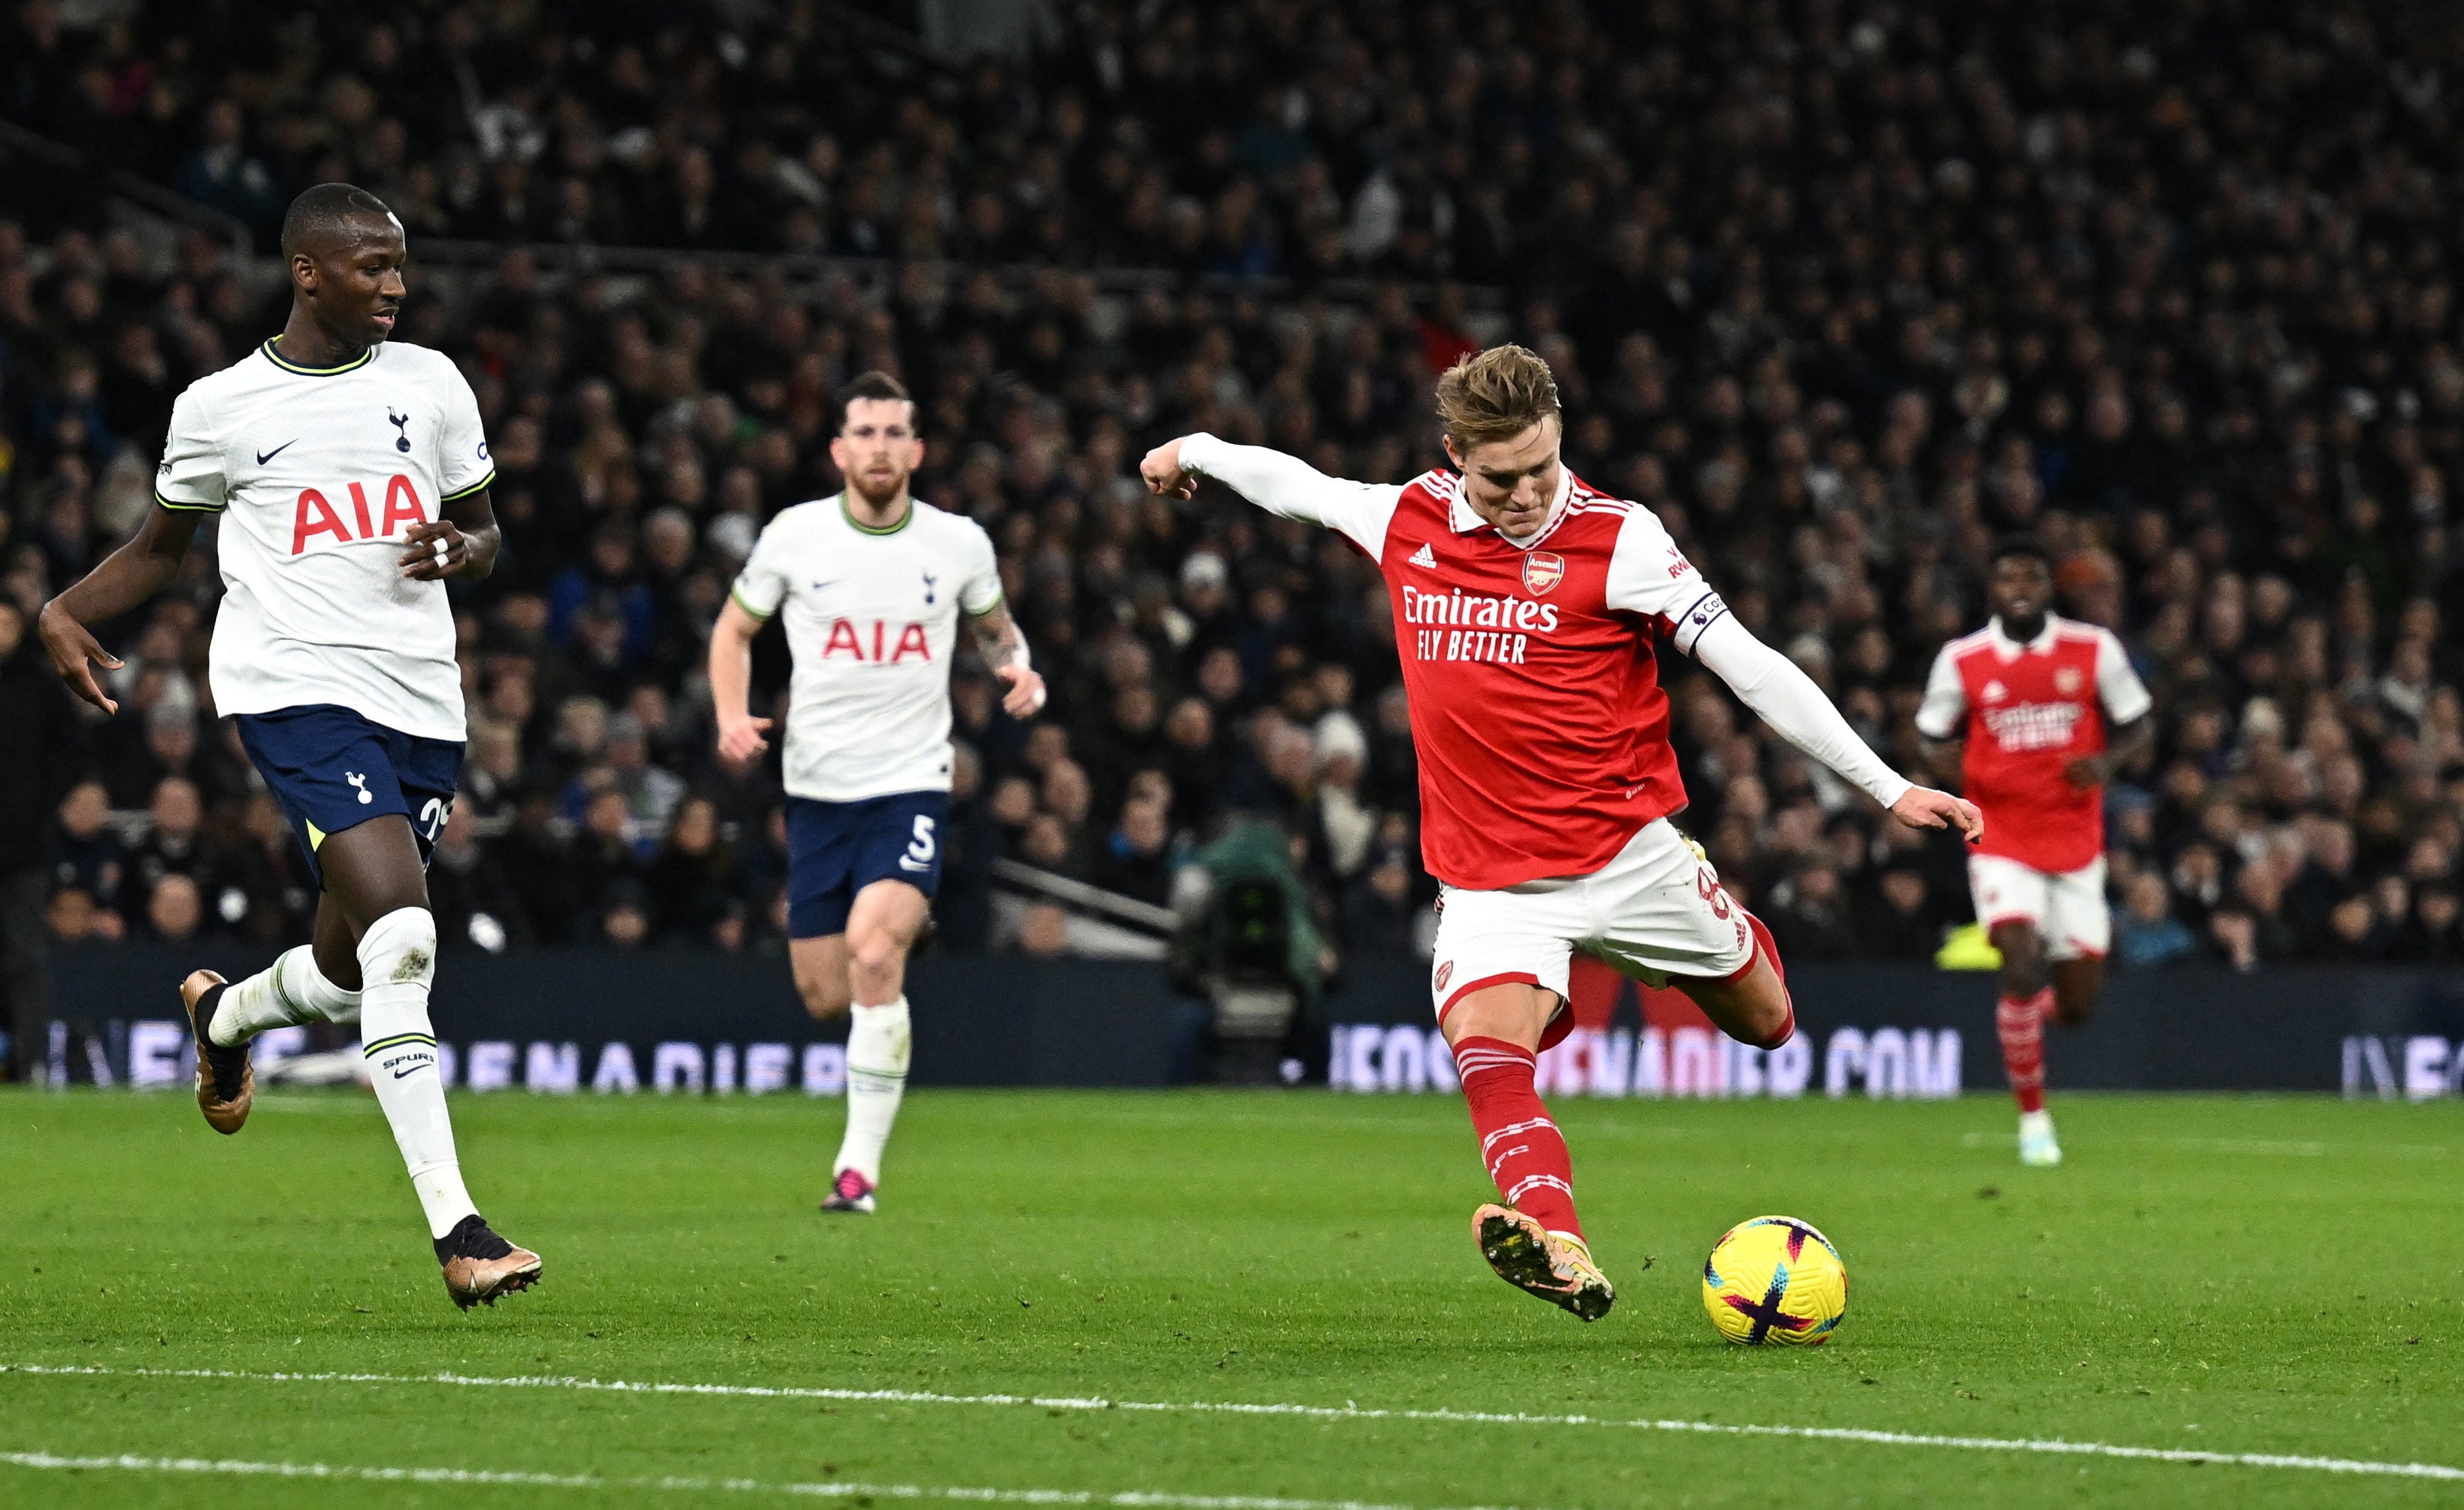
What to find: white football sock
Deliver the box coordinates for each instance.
[358,907,477,1240]
[834,995,911,1185]
[209,945,363,1046]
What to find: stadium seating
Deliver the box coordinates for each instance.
[3,0,2462,976]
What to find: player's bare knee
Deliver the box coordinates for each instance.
[847,928,907,986]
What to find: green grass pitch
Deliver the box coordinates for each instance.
[1,1087,2458,1508]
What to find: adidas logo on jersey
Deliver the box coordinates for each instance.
[1408,542,1437,569]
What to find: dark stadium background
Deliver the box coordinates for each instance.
[6,0,2464,1085]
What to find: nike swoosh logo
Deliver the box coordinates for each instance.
[391,1066,425,1080]
[256,440,297,465]
[811,580,843,592]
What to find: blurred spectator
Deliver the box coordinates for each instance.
[47,886,116,944]
[6,0,2464,972]
[49,780,123,917]
[1766,864,1856,962]
[125,777,210,913]
[494,788,585,944]
[1854,861,1943,961]
[1338,845,1432,959]
[2398,885,2464,964]
[143,871,202,943]
[1089,795,1173,907]
[645,795,741,947]
[2113,872,2197,972]
[601,882,653,949]
[572,788,649,940]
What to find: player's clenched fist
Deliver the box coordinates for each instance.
[1140,437,1198,498]
[398,519,467,579]
[716,712,773,771]
[1888,785,1984,844]
[996,662,1047,717]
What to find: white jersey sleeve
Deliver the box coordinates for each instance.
[729,516,793,620]
[156,384,227,513]
[2094,628,2154,724]
[957,519,1002,615]
[1913,641,1969,740]
[1178,433,1403,559]
[1692,615,1914,810]
[1602,506,1728,655]
[434,358,496,503]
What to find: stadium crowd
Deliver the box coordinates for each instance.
[6,0,2464,978]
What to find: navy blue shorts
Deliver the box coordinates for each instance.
[232,704,464,889]
[786,790,947,939]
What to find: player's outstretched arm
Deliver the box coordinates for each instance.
[1691,614,1983,843]
[397,490,502,582]
[968,599,1047,718]
[38,503,208,714]
[1140,434,1403,555]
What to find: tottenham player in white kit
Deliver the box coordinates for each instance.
[39,184,539,1310]
[710,372,1044,1215]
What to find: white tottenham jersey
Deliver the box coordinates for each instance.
[156,339,494,741]
[730,494,1001,802]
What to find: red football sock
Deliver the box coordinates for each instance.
[1743,910,1794,1048]
[1451,1035,1582,1240]
[1996,987,2054,1114]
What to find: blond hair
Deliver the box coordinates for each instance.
[1433,343,1562,450]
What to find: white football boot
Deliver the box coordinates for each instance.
[2018,1109,2063,1167]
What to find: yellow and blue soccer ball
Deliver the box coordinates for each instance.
[1702,1215,1847,1346]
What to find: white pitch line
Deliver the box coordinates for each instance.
[5,1364,2459,1484]
[0,1449,1494,1510]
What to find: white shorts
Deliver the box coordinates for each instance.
[1968,852,2109,961]
[1429,819,1756,1021]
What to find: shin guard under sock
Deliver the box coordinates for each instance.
[1997,986,2054,1115]
[1452,1035,1582,1240]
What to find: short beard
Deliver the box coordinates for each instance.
[848,469,908,509]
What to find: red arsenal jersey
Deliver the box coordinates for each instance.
[1378,469,1725,888]
[1178,436,1743,891]
[1914,616,2153,873]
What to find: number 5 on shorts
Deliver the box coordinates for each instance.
[901,814,937,871]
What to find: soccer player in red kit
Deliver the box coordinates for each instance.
[1142,346,1979,1320]
[1916,538,2152,1168]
